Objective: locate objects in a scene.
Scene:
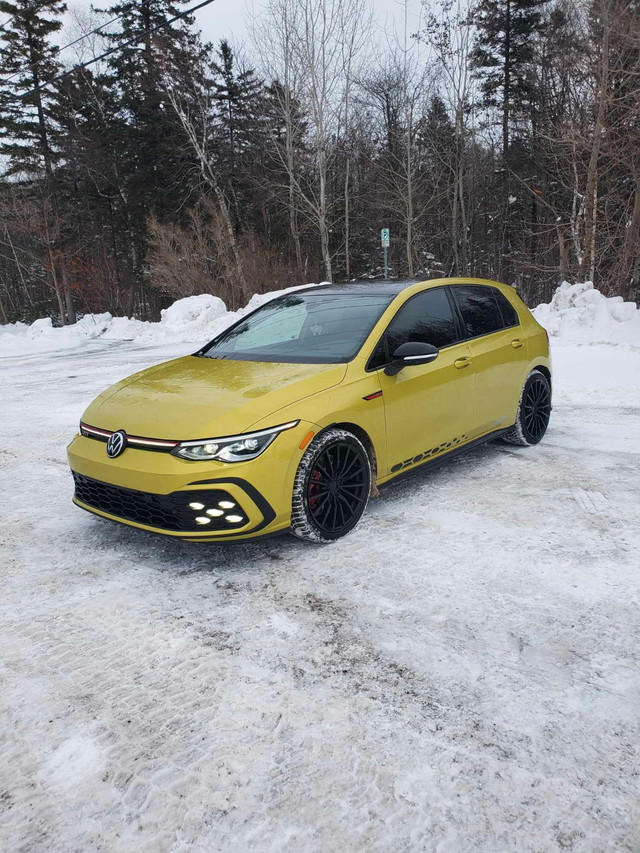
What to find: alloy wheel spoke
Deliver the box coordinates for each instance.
[319,496,334,526]
[315,461,332,480]
[339,452,359,481]
[336,491,355,519]
[340,482,366,495]
[331,498,340,529]
[340,469,366,484]
[310,483,330,495]
[311,491,331,514]
[335,495,347,526]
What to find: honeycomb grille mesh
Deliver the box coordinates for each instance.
[72,473,247,532]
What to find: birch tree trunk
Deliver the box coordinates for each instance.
[580,0,611,280]
[165,87,248,296]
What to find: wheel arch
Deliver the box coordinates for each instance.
[532,363,552,394]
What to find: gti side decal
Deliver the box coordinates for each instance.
[390,433,470,474]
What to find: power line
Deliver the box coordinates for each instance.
[0,2,39,34]
[2,13,125,85]
[0,13,18,33]
[12,0,218,102]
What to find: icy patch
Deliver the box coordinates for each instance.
[38,735,105,791]
[533,281,640,346]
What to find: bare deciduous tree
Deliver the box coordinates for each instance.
[162,78,249,299]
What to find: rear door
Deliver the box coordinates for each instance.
[449,285,528,435]
[372,287,475,475]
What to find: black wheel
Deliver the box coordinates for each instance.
[291,428,371,542]
[503,369,551,446]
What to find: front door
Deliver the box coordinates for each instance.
[372,287,476,475]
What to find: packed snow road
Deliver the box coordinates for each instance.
[1,339,640,852]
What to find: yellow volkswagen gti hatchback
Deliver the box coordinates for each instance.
[67,278,552,543]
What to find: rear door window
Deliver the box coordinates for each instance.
[451,286,504,338]
[492,289,519,327]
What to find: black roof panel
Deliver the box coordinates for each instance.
[300,280,418,297]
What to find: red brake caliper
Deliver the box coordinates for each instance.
[308,469,323,510]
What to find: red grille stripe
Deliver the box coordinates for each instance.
[80,423,179,449]
[128,437,179,448]
[81,424,112,437]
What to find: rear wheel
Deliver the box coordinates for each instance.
[502,369,551,446]
[291,428,371,543]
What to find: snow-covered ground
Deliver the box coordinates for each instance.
[1,282,639,852]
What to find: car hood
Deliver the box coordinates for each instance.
[82,355,346,439]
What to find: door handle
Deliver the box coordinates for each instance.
[511,339,525,349]
[454,357,472,369]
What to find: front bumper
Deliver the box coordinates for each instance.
[67,421,313,541]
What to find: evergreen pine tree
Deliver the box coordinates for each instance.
[0,0,66,175]
[0,0,80,323]
[51,66,135,313]
[96,0,210,297]
[471,0,550,156]
[417,95,457,272]
[209,40,268,230]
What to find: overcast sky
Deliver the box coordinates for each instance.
[191,0,423,46]
[63,0,424,56]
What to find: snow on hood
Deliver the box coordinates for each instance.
[533,281,640,346]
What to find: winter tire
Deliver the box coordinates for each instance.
[502,369,551,446]
[290,428,371,543]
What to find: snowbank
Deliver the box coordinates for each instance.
[0,286,324,357]
[2,280,638,357]
[533,281,640,346]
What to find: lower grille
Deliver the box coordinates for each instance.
[72,473,248,532]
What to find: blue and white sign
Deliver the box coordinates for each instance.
[381,228,390,248]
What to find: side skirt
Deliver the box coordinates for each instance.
[379,426,513,491]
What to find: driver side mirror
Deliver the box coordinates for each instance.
[384,341,439,376]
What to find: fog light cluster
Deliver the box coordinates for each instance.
[188,498,246,527]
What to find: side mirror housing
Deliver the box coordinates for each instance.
[384,341,439,376]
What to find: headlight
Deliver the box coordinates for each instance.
[172,420,300,462]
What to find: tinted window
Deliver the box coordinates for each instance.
[384,288,458,357]
[452,286,504,337]
[202,292,393,364]
[493,289,519,327]
[368,338,387,370]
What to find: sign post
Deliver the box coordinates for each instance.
[381,228,390,279]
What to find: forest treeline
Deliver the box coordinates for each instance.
[0,0,638,324]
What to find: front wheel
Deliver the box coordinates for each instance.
[502,369,551,446]
[290,428,371,543]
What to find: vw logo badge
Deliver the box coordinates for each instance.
[106,430,127,459]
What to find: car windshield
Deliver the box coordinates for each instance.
[201,291,393,363]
